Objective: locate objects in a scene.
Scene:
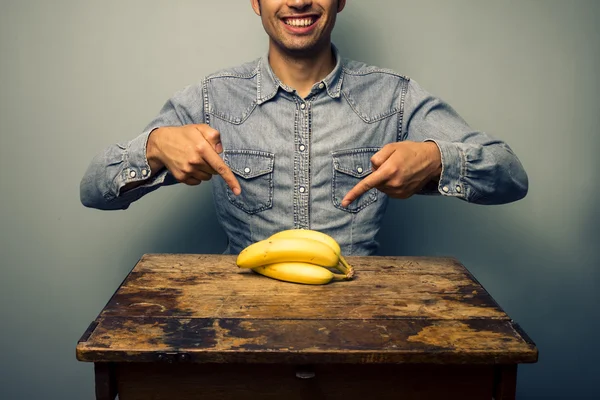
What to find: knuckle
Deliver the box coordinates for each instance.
[195,142,207,154]
[180,165,194,175]
[381,164,398,177]
[384,177,399,189]
[188,156,202,166]
[174,172,187,182]
[205,129,220,141]
[198,124,219,138]
[387,166,400,177]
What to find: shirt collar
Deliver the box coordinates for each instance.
[256,44,344,105]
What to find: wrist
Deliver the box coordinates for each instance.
[146,128,165,172]
[425,141,442,182]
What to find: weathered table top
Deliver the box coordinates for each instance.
[76,254,538,365]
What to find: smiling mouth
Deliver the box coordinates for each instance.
[283,16,319,27]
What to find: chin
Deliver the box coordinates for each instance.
[279,39,327,56]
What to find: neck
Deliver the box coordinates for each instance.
[268,42,336,98]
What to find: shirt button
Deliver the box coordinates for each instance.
[299,144,306,152]
[442,186,449,193]
[456,186,462,193]
[300,103,306,110]
[318,82,325,89]
[129,170,136,178]
[141,169,148,177]
[299,186,306,193]
[244,167,251,174]
[356,167,363,174]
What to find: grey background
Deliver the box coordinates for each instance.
[0,0,598,398]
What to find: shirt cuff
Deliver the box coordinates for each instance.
[424,139,467,199]
[115,128,170,195]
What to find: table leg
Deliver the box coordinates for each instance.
[493,365,517,400]
[95,362,118,400]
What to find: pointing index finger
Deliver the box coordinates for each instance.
[203,148,241,195]
[341,170,385,207]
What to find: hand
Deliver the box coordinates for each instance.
[341,141,442,207]
[147,124,241,194]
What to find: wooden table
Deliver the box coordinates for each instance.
[76,254,538,400]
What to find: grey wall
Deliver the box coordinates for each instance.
[0,0,598,398]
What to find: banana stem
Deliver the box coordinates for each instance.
[335,261,347,274]
[331,273,348,281]
[337,255,355,280]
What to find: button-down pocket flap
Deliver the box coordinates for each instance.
[224,150,274,179]
[332,148,379,178]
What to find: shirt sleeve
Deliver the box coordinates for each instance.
[401,78,528,205]
[79,83,205,210]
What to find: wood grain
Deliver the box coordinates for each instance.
[79,317,536,364]
[99,254,505,320]
[77,254,537,365]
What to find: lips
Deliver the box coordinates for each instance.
[283,16,317,27]
[281,14,320,30]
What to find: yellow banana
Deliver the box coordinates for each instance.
[252,262,346,285]
[268,229,354,278]
[236,237,339,269]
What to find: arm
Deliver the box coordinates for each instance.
[80,83,241,211]
[79,98,184,210]
[342,79,528,206]
[403,79,528,205]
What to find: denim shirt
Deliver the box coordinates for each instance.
[80,46,528,255]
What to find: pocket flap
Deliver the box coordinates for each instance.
[332,148,380,178]
[224,150,274,179]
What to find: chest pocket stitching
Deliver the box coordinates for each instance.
[331,147,381,213]
[333,162,373,178]
[342,90,399,124]
[227,151,273,178]
[210,101,257,125]
[223,150,274,214]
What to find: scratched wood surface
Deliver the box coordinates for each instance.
[77,254,538,364]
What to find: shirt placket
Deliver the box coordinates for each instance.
[294,98,311,229]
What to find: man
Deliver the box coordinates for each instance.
[80,0,528,255]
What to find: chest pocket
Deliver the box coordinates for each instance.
[332,148,380,213]
[224,150,274,214]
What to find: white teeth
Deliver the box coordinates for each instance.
[285,18,314,27]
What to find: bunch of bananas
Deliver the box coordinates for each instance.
[236,229,354,285]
